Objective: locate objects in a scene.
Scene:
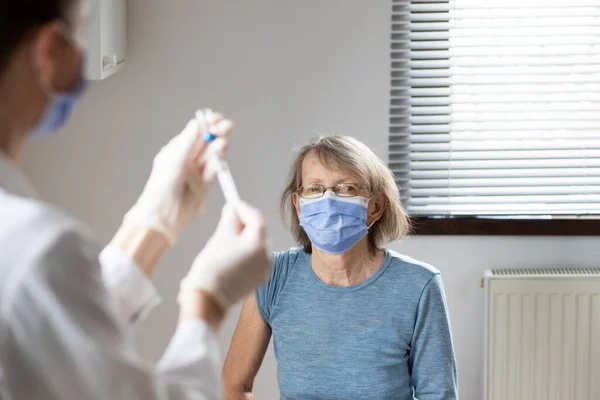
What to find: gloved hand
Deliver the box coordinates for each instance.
[180,202,272,309]
[124,109,233,245]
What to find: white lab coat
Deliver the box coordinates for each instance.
[0,154,222,400]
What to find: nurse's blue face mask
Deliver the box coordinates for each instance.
[299,187,374,254]
[32,25,87,137]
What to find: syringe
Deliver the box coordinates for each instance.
[202,130,241,205]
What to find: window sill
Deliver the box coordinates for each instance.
[410,217,600,236]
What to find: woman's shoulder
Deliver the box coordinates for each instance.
[266,247,310,285]
[0,195,99,292]
[256,247,307,322]
[273,247,306,265]
[385,249,441,282]
[0,195,91,249]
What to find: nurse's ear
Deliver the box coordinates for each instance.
[30,22,65,89]
[367,194,387,227]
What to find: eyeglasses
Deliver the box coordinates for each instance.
[297,183,370,199]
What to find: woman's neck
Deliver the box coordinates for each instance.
[0,86,27,160]
[311,238,385,287]
[0,126,26,162]
[0,102,28,161]
[0,60,39,162]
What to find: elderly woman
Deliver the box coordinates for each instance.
[223,136,458,400]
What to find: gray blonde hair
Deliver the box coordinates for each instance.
[280,135,411,253]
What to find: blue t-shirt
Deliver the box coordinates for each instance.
[256,248,458,400]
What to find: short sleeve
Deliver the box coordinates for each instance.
[409,274,458,399]
[255,249,297,324]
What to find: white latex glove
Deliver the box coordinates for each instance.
[124,109,233,245]
[180,202,272,309]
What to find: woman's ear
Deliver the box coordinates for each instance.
[367,194,387,226]
[31,22,63,88]
[293,192,301,217]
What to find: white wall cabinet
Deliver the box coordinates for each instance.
[86,0,127,80]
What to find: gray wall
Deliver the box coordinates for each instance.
[21,1,600,399]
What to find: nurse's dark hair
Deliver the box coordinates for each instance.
[0,0,76,74]
[280,135,412,254]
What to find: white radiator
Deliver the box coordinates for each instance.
[483,268,600,400]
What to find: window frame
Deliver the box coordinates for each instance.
[392,1,600,236]
[410,216,600,236]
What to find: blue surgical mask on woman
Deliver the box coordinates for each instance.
[31,75,87,137]
[299,191,373,254]
[32,26,88,137]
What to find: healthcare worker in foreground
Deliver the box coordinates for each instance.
[0,0,272,399]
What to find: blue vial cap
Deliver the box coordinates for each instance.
[204,132,216,142]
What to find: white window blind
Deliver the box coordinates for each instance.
[391,0,600,217]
